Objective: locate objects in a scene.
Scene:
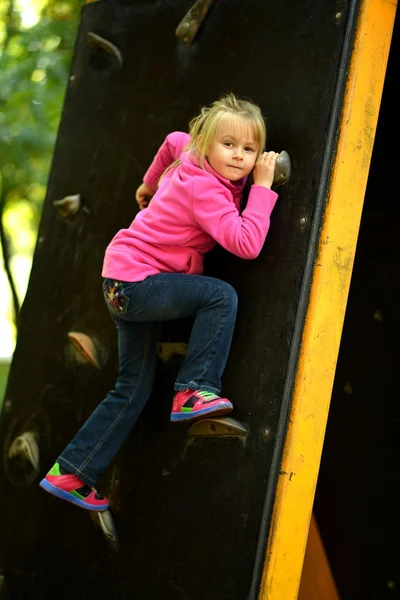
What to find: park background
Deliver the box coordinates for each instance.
[0,0,82,399]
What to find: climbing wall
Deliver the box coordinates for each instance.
[0,1,356,598]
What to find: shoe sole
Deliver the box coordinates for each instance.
[170,403,233,422]
[40,479,109,512]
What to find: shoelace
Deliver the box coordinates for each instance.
[194,390,219,401]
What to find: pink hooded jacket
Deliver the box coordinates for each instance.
[102,131,278,282]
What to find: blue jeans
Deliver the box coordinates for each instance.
[57,273,238,486]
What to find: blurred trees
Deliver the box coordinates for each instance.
[0,0,81,326]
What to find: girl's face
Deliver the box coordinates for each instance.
[206,119,259,181]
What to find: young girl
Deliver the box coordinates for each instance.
[40,93,279,511]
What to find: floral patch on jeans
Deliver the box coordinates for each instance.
[104,281,129,314]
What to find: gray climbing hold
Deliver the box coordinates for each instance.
[87,32,123,66]
[7,432,40,485]
[53,194,81,219]
[91,510,118,548]
[273,150,291,186]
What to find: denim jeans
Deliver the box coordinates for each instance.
[57,273,238,486]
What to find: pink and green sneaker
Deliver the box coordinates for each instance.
[39,463,109,511]
[171,389,233,422]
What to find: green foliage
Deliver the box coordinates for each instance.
[0,361,10,406]
[0,0,81,258]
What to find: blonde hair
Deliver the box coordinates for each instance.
[159,93,266,182]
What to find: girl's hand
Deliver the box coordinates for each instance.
[253,151,280,189]
[136,182,155,210]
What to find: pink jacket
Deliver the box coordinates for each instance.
[102,131,278,281]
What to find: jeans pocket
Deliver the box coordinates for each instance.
[103,279,130,315]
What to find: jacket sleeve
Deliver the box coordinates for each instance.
[192,177,279,260]
[143,131,191,190]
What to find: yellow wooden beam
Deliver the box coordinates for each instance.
[298,514,340,600]
[258,0,397,598]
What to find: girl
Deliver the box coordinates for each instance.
[40,93,279,511]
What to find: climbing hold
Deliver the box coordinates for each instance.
[188,417,248,438]
[7,432,40,484]
[8,432,39,471]
[156,342,187,362]
[67,331,101,369]
[87,32,123,66]
[91,510,118,548]
[53,194,81,219]
[273,150,291,186]
[176,0,215,46]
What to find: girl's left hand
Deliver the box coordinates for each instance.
[253,151,280,189]
[136,182,155,210]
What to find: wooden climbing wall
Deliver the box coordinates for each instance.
[0,0,388,598]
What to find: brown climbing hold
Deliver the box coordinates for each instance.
[68,331,101,369]
[188,417,248,438]
[53,194,81,219]
[87,32,123,66]
[273,150,291,186]
[176,0,215,46]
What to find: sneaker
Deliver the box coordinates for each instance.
[39,463,109,512]
[171,389,233,422]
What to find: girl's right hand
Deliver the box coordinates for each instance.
[253,151,280,189]
[136,182,155,210]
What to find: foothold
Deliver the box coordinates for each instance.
[87,32,123,66]
[176,0,215,46]
[188,417,248,438]
[273,150,291,186]
[53,194,81,219]
[68,331,101,369]
[7,432,40,484]
[374,309,383,322]
[91,510,118,548]
[300,217,308,227]
[8,432,39,471]
[335,12,343,22]
[157,342,187,362]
